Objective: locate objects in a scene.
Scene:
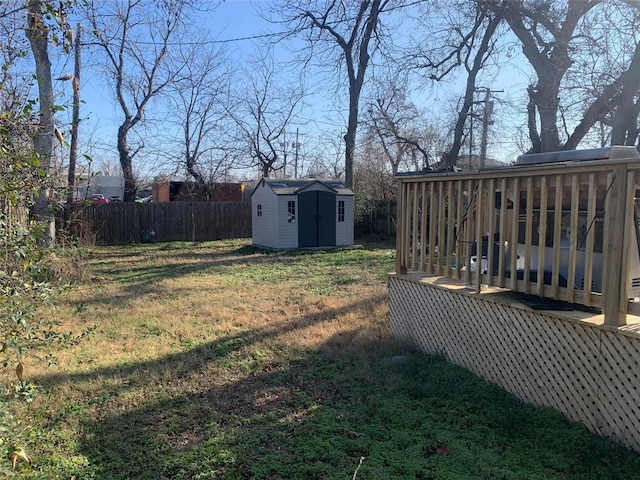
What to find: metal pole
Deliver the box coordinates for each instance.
[480,89,490,169]
[282,129,287,178]
[469,97,473,164]
[476,88,502,169]
[295,128,299,178]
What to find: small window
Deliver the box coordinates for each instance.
[338,200,345,222]
[257,204,262,217]
[287,200,296,223]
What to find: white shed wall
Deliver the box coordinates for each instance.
[75,175,125,200]
[336,195,355,246]
[277,195,298,249]
[251,183,280,248]
[252,179,355,249]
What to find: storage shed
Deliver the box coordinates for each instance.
[251,178,354,249]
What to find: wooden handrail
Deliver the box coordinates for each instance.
[395,155,640,326]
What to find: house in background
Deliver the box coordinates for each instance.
[152,180,245,202]
[74,175,124,201]
[251,178,354,249]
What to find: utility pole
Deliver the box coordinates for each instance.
[477,88,502,168]
[469,101,474,164]
[67,23,81,205]
[281,129,287,178]
[282,129,303,178]
[294,128,299,178]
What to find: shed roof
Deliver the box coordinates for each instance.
[253,178,354,196]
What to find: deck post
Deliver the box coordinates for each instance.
[602,166,628,326]
[396,180,407,274]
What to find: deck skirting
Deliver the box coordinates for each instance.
[389,274,640,453]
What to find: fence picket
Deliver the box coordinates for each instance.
[60,202,252,245]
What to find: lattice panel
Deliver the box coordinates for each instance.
[389,276,640,453]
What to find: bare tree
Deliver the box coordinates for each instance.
[309,132,346,179]
[272,0,393,187]
[365,80,443,175]
[577,2,640,148]
[83,0,192,201]
[25,0,56,245]
[167,42,232,193]
[493,0,600,152]
[488,0,640,152]
[409,1,502,166]
[227,49,303,178]
[608,42,640,146]
[353,135,396,229]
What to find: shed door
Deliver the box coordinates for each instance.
[298,191,336,247]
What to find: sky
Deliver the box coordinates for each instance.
[56,0,362,183]
[66,1,280,179]
[52,0,533,184]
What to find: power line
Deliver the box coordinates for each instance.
[80,30,290,48]
[197,31,289,44]
[80,1,430,47]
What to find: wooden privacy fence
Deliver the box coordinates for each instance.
[1,204,28,228]
[61,202,251,245]
[355,199,397,237]
[395,146,640,326]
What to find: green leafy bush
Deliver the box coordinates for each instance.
[0,59,91,476]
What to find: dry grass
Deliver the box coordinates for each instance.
[42,240,391,372]
[18,239,398,477]
[11,238,640,479]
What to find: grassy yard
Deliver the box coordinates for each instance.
[8,238,640,479]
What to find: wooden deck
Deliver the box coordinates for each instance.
[394,146,640,326]
[390,147,640,453]
[392,272,640,332]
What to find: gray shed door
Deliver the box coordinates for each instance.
[298,191,336,247]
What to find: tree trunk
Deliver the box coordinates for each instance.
[345,0,384,188]
[299,0,385,187]
[526,86,541,152]
[443,12,501,167]
[344,88,359,187]
[497,0,597,153]
[186,155,210,195]
[535,81,562,152]
[444,80,476,167]
[117,123,137,202]
[68,23,81,205]
[610,41,640,146]
[26,0,55,246]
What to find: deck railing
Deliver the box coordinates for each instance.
[395,147,640,326]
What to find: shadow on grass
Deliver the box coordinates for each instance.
[34,296,640,479]
[75,241,395,309]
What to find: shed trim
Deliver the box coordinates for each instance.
[251,178,354,197]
